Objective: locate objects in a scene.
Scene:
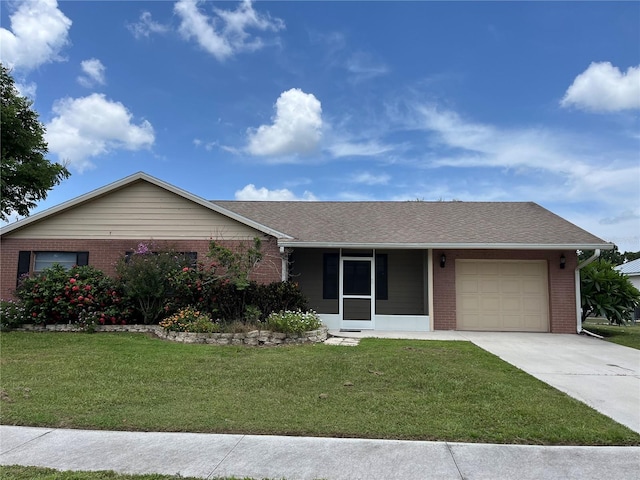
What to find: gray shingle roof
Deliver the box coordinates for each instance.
[615,258,640,276]
[212,201,610,249]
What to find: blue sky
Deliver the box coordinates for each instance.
[1,0,639,252]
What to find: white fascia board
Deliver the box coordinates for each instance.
[0,171,292,240]
[276,241,614,250]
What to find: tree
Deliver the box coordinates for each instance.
[580,261,640,325]
[1,63,69,221]
[579,246,640,265]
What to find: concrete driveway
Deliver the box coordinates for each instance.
[330,330,640,434]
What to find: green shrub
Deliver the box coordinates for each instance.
[266,310,322,334]
[16,265,127,328]
[159,306,219,333]
[253,281,309,319]
[169,278,309,325]
[581,261,640,325]
[244,304,262,323]
[0,299,26,329]
[116,243,195,324]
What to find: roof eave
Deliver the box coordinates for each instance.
[277,241,615,250]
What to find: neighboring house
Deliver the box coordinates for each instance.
[615,258,640,320]
[0,172,612,334]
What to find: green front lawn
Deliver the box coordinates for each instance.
[0,466,248,480]
[582,320,640,350]
[1,332,638,445]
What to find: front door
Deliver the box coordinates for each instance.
[341,257,374,330]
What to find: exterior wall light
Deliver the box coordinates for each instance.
[440,254,446,268]
[560,254,566,269]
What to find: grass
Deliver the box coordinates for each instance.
[0,465,253,480]
[1,332,639,446]
[582,319,640,349]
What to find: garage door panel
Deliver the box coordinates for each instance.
[500,263,522,276]
[481,280,500,294]
[500,280,521,294]
[479,263,499,275]
[460,295,480,310]
[456,260,549,332]
[460,279,479,293]
[502,315,524,329]
[523,279,544,294]
[522,262,544,276]
[480,296,501,312]
[502,298,522,312]
[523,297,544,313]
[457,262,478,275]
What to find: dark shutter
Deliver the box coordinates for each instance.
[323,253,339,300]
[376,254,388,300]
[76,252,89,266]
[17,251,31,286]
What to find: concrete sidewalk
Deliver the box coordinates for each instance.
[2,425,639,480]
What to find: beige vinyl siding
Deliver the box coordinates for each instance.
[290,248,339,314]
[7,181,260,240]
[376,249,426,315]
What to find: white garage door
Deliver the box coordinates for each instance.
[456,260,549,332]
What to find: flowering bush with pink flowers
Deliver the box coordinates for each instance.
[16,264,127,330]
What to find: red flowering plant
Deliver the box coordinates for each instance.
[16,264,129,330]
[165,262,219,316]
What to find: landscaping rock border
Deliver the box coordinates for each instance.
[16,324,329,346]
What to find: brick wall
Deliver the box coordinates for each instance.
[0,235,282,300]
[432,249,578,334]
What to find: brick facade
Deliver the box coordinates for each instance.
[0,236,282,300]
[432,249,578,334]
[1,234,581,334]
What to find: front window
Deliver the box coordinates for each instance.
[34,252,86,273]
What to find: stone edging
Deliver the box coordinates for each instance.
[16,324,329,346]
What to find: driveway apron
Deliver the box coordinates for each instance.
[457,332,640,434]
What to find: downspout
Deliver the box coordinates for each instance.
[575,249,600,333]
[280,246,288,282]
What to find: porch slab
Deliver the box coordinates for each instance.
[328,330,468,341]
[324,337,360,346]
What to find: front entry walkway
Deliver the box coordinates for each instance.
[328,330,640,434]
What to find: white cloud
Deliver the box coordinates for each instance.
[246,88,323,157]
[45,94,155,172]
[127,11,170,39]
[77,58,106,88]
[235,184,317,201]
[327,140,395,158]
[409,104,640,206]
[346,52,389,82]
[0,0,72,71]
[15,81,37,99]
[174,0,284,61]
[561,62,640,112]
[352,172,391,186]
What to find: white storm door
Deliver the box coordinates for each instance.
[341,257,374,330]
